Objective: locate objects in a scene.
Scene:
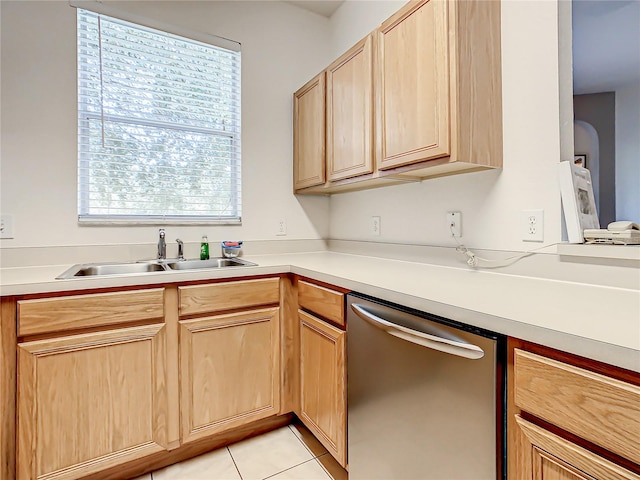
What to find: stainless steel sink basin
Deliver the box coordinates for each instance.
[57,262,169,278]
[56,257,257,279]
[165,258,257,270]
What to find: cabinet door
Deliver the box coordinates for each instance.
[514,415,638,480]
[180,308,280,443]
[17,324,168,480]
[327,35,374,182]
[294,73,326,190]
[375,0,450,170]
[299,310,346,467]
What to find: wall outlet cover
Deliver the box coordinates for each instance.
[276,218,287,236]
[447,211,462,238]
[523,209,544,242]
[371,216,381,236]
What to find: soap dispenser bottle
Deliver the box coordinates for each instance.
[200,235,210,260]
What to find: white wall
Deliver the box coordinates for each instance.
[1,0,579,254]
[328,0,566,251]
[0,1,332,249]
[616,82,640,222]
[329,0,405,58]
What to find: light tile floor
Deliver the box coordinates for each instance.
[133,423,347,480]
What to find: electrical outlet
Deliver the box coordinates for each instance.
[447,211,462,238]
[276,218,287,236]
[371,216,381,236]
[523,209,544,242]
[0,215,14,239]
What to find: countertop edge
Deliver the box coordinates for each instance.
[1,253,638,372]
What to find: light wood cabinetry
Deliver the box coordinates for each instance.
[515,415,638,480]
[293,73,326,190]
[178,279,281,444]
[297,279,345,328]
[326,35,374,183]
[17,289,164,336]
[180,308,281,443]
[510,344,640,480]
[179,277,280,316]
[299,312,346,467]
[375,0,502,178]
[293,0,502,194]
[293,36,379,194]
[10,277,285,479]
[16,290,168,480]
[376,0,450,170]
[296,280,347,467]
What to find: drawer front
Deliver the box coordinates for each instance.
[179,278,280,316]
[514,349,640,465]
[18,289,165,337]
[298,280,344,327]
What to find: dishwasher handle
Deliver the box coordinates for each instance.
[351,303,485,360]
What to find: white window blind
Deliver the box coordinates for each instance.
[77,8,241,223]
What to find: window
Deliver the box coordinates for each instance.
[77,9,241,223]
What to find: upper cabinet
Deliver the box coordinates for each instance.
[293,73,326,190]
[293,0,503,194]
[326,35,374,182]
[376,0,450,170]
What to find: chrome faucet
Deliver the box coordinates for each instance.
[157,228,166,260]
[176,238,184,261]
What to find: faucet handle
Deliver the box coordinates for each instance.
[176,238,185,260]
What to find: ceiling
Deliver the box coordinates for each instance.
[572,0,639,94]
[286,0,344,18]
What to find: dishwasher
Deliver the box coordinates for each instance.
[347,293,506,480]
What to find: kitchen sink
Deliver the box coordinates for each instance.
[56,257,257,279]
[165,258,256,270]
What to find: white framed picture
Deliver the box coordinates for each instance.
[558,160,600,243]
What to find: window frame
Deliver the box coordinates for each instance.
[75,5,242,225]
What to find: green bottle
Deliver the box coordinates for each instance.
[200,235,210,260]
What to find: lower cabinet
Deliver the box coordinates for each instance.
[510,345,640,480]
[514,415,636,480]
[17,323,168,480]
[299,311,346,467]
[179,307,281,443]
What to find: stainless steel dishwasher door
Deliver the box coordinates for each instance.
[347,295,504,480]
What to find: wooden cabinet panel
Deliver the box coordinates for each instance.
[327,35,374,181]
[298,310,346,467]
[293,0,502,194]
[180,308,280,443]
[294,73,326,190]
[179,278,280,317]
[18,289,165,336]
[375,0,450,170]
[514,349,640,465]
[514,415,638,480]
[297,280,344,327]
[17,324,167,480]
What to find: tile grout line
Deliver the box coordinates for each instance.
[260,457,325,480]
[314,453,335,479]
[286,425,333,480]
[227,446,243,480]
[287,424,317,458]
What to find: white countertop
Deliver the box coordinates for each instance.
[1,251,638,372]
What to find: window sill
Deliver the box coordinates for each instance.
[557,243,640,261]
[78,217,241,226]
